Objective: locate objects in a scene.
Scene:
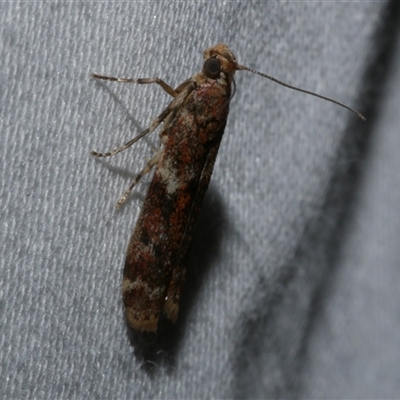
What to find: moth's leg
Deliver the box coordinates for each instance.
[93,81,197,206]
[92,73,178,97]
[91,106,171,158]
[91,81,196,159]
[116,149,163,208]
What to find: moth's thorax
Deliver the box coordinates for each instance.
[193,70,231,94]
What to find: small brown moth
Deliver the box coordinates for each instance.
[92,44,365,332]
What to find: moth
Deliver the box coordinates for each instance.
[92,44,365,332]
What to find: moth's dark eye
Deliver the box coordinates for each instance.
[203,57,221,79]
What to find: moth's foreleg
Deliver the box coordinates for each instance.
[116,149,163,208]
[92,73,178,97]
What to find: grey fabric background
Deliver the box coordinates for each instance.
[1,1,399,399]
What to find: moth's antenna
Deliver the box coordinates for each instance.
[237,64,366,121]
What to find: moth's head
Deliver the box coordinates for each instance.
[202,44,238,79]
[201,44,366,121]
